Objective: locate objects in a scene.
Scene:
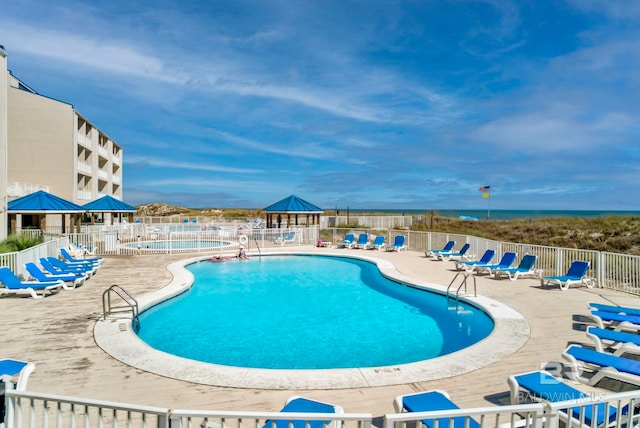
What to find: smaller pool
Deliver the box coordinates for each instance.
[124,239,232,251]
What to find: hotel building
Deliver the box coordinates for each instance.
[0,47,123,236]
[0,46,8,240]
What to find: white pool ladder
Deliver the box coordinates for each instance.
[102,284,140,332]
[446,272,477,304]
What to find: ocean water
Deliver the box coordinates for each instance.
[344,209,640,221]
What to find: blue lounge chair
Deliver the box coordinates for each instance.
[586,326,640,356]
[472,252,517,276]
[540,261,590,291]
[493,255,538,280]
[352,233,369,249]
[562,344,640,387]
[454,249,495,271]
[386,235,407,252]
[264,396,343,428]
[425,240,455,258]
[588,302,640,317]
[393,390,480,428]
[275,231,296,246]
[508,370,626,427]
[368,235,385,250]
[60,247,102,264]
[25,262,85,288]
[589,310,640,332]
[42,257,98,277]
[338,233,356,249]
[436,243,471,261]
[0,358,35,390]
[0,267,63,299]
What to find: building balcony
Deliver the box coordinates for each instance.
[112,175,121,184]
[77,161,92,175]
[7,181,49,197]
[77,189,92,200]
[77,133,92,148]
[98,146,109,158]
[97,170,109,180]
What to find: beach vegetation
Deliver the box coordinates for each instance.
[0,233,43,254]
[412,215,640,255]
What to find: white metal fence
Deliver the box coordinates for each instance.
[4,226,640,295]
[3,390,371,428]
[0,236,68,278]
[5,387,640,428]
[320,215,413,229]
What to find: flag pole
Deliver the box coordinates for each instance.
[479,185,491,219]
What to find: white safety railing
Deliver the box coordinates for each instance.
[5,226,640,295]
[5,390,170,428]
[4,390,372,428]
[6,388,640,428]
[0,237,68,276]
[321,215,413,229]
[383,389,640,428]
[6,181,49,198]
[384,402,546,428]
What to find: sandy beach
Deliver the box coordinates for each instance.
[2,246,639,417]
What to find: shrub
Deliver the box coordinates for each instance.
[0,234,43,254]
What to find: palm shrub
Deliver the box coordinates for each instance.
[0,234,43,254]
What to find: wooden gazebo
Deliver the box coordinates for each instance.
[263,195,324,229]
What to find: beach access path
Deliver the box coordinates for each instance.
[1,246,638,417]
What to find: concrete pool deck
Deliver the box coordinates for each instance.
[94,252,528,389]
[1,246,639,416]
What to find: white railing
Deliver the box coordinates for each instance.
[112,154,121,165]
[77,160,92,174]
[64,226,316,256]
[384,402,545,428]
[6,181,49,197]
[77,189,92,200]
[112,174,121,184]
[97,169,109,179]
[98,145,109,158]
[6,225,640,295]
[77,133,93,148]
[6,388,640,428]
[321,215,413,229]
[383,389,640,428]
[4,390,372,428]
[0,236,68,276]
[5,390,170,428]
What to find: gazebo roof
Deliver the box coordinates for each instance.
[82,195,137,213]
[263,195,324,214]
[7,190,84,214]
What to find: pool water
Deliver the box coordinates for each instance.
[136,255,494,369]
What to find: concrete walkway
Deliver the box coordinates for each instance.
[1,246,637,417]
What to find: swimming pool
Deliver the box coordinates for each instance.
[94,250,529,388]
[136,255,494,369]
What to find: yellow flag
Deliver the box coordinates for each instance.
[482,193,489,198]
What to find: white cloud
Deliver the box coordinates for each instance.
[125,156,262,174]
[1,22,177,82]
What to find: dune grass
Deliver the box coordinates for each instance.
[412,215,640,255]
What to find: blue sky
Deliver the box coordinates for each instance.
[2,0,639,210]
